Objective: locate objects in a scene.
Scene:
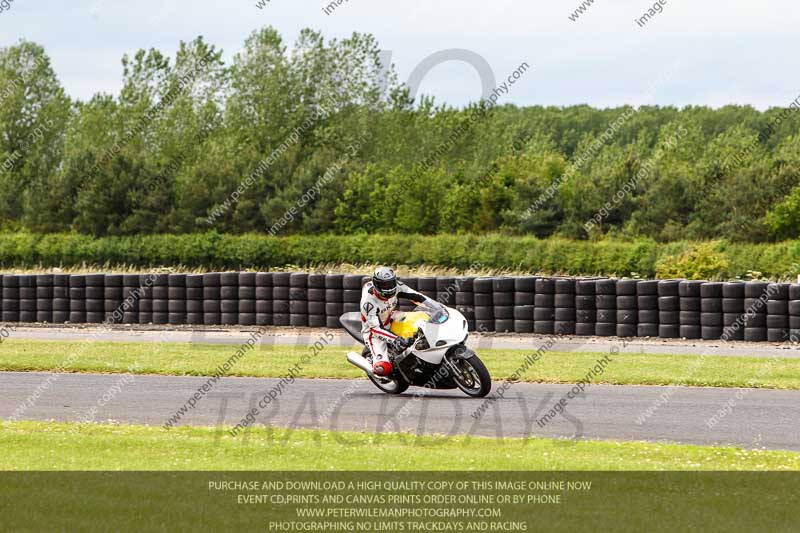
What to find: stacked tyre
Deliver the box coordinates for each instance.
[325,274,344,329]
[595,279,616,337]
[255,272,273,326]
[700,282,723,340]
[8,271,800,343]
[202,273,221,326]
[679,280,703,339]
[743,281,769,342]
[35,274,53,323]
[19,275,36,323]
[456,277,476,331]
[512,277,534,334]
[289,273,308,327]
[417,277,437,303]
[436,276,457,307]
[790,284,800,343]
[766,283,790,342]
[615,279,638,338]
[167,274,186,325]
[575,279,596,336]
[636,280,659,337]
[68,275,86,324]
[220,273,239,326]
[534,278,555,335]
[85,274,105,324]
[186,274,204,325]
[554,278,576,335]
[307,274,326,327]
[492,277,514,333]
[721,281,745,341]
[473,278,494,332]
[138,274,155,324]
[52,274,69,324]
[2,275,19,323]
[104,274,124,324]
[122,274,140,324]
[342,274,364,316]
[658,280,680,338]
[151,274,170,325]
[396,276,414,312]
[238,272,256,326]
[271,273,291,326]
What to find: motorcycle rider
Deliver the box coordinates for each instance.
[361,266,431,376]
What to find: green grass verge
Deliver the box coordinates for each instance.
[1,339,800,389]
[2,421,799,470]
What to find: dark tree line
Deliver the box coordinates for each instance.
[1,27,799,242]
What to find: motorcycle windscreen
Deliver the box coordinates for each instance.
[413,301,449,324]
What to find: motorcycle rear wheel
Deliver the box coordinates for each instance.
[368,373,410,394]
[363,347,409,394]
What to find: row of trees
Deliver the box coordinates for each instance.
[1,27,800,242]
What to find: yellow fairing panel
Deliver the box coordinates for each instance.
[389,312,429,338]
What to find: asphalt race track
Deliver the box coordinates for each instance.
[2,371,799,451]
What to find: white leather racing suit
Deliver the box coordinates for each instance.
[360,281,428,361]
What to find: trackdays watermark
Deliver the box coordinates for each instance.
[211,389,585,448]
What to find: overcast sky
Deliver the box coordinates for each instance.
[2,0,798,110]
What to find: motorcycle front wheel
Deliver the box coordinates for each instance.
[448,354,492,397]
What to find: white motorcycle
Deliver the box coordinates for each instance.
[340,301,492,397]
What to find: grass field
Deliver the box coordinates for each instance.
[2,420,799,471]
[1,338,799,389]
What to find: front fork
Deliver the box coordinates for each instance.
[443,344,476,382]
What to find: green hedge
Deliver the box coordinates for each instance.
[0,233,799,279]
